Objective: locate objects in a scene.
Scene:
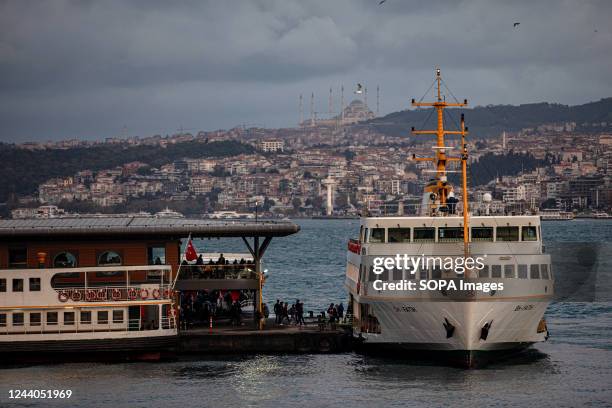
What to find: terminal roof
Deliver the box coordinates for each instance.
[0,217,300,240]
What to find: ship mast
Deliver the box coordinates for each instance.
[411,68,471,255]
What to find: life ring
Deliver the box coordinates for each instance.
[140,288,149,300]
[71,291,83,301]
[152,288,161,299]
[317,337,332,353]
[128,288,138,300]
[97,289,107,301]
[296,337,312,352]
[58,291,69,302]
[86,290,97,301]
[111,288,122,300]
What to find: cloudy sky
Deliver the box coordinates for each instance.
[1,0,611,142]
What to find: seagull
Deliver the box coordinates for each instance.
[513,22,520,28]
[379,0,387,4]
[355,83,363,94]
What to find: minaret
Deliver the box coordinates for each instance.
[310,92,315,127]
[364,87,368,109]
[502,131,506,150]
[328,87,333,116]
[376,85,380,117]
[299,94,303,127]
[340,85,345,125]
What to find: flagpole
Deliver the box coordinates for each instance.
[171,232,192,289]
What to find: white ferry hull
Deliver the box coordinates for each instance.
[354,299,549,367]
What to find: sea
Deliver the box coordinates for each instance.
[1,219,611,407]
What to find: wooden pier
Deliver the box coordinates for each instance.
[178,321,352,354]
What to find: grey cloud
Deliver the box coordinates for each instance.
[0,0,611,141]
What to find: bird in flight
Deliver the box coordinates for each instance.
[513,22,520,28]
[379,0,387,4]
[355,83,363,94]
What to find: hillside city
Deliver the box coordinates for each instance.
[7,99,612,219]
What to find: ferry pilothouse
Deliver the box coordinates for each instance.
[345,69,553,367]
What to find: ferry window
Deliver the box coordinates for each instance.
[414,227,435,241]
[53,251,77,268]
[431,268,442,279]
[388,228,411,243]
[438,227,464,242]
[0,278,5,292]
[530,264,540,279]
[518,264,528,279]
[541,264,549,279]
[12,312,24,326]
[29,312,41,326]
[491,265,502,278]
[363,228,369,244]
[80,311,92,324]
[368,265,376,282]
[113,310,124,324]
[359,226,364,242]
[46,312,58,325]
[8,248,27,268]
[379,268,388,282]
[97,311,109,324]
[12,278,24,292]
[496,227,519,242]
[148,246,166,265]
[504,265,515,278]
[64,312,75,325]
[98,251,122,266]
[478,265,490,278]
[393,268,403,281]
[369,228,385,243]
[0,314,6,327]
[472,227,493,241]
[522,226,538,241]
[29,277,41,291]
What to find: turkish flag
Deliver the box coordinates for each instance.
[185,238,198,262]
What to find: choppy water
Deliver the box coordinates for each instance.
[1,219,611,407]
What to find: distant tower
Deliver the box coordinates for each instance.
[340,85,345,125]
[376,85,380,117]
[502,131,507,150]
[299,94,303,127]
[310,92,315,127]
[328,87,333,116]
[364,87,368,109]
[321,177,336,216]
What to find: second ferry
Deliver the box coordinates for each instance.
[345,69,553,367]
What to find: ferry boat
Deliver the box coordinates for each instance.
[0,217,299,363]
[0,218,182,363]
[539,208,574,221]
[345,69,553,367]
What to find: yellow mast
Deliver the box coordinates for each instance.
[411,68,470,255]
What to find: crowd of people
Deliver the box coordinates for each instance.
[180,254,257,280]
[270,299,346,329]
[273,299,306,326]
[179,289,255,328]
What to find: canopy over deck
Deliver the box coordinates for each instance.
[0,217,300,241]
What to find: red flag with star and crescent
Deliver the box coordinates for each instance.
[185,236,198,262]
